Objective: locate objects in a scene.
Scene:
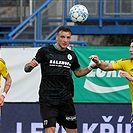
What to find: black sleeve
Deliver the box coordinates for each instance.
[34,47,45,63]
[70,52,80,71]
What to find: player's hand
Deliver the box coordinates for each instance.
[30,59,39,67]
[24,59,38,72]
[89,55,100,64]
[119,71,133,81]
[0,95,4,106]
[90,63,98,69]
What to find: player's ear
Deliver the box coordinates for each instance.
[56,35,58,41]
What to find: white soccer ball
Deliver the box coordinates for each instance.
[69,4,89,23]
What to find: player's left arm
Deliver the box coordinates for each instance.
[119,71,133,81]
[73,63,97,77]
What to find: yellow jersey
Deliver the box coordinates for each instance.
[112,58,133,110]
[0,58,9,87]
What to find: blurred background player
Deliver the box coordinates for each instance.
[89,40,133,133]
[24,26,96,133]
[0,58,12,106]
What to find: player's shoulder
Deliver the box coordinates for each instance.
[38,45,52,52]
[66,47,75,54]
[39,45,51,49]
[0,58,6,65]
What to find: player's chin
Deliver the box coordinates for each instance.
[61,45,68,49]
[0,103,4,106]
[130,55,133,59]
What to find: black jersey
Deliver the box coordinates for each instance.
[35,44,80,101]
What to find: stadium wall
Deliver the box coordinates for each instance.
[0,103,131,133]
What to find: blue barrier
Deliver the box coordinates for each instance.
[8,0,133,41]
[8,0,52,40]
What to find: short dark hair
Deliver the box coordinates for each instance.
[57,26,72,34]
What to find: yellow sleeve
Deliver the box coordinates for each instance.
[112,58,130,71]
[0,59,9,78]
[112,60,123,70]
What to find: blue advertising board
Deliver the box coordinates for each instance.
[0,103,131,133]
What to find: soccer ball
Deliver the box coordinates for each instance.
[69,4,89,23]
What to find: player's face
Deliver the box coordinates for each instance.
[129,42,133,59]
[56,31,71,50]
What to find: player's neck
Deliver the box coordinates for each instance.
[55,43,66,51]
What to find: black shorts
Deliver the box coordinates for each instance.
[39,98,77,129]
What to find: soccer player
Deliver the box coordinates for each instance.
[24,26,96,133]
[89,40,133,133]
[0,58,12,106]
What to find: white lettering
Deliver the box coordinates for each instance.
[87,68,121,78]
[125,124,131,133]
[53,60,55,64]
[96,69,106,77]
[106,71,117,77]
[118,116,124,122]
[16,122,22,133]
[82,116,131,133]
[49,60,52,63]
[117,124,122,133]
[49,60,71,67]
[117,116,124,132]
[83,123,98,133]
[88,60,121,78]
[100,123,114,132]
[87,70,95,77]
[102,116,113,122]
[31,123,43,133]
[16,116,131,133]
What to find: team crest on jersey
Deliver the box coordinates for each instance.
[67,54,72,60]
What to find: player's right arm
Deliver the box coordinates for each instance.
[89,55,114,71]
[0,59,12,106]
[24,59,39,73]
